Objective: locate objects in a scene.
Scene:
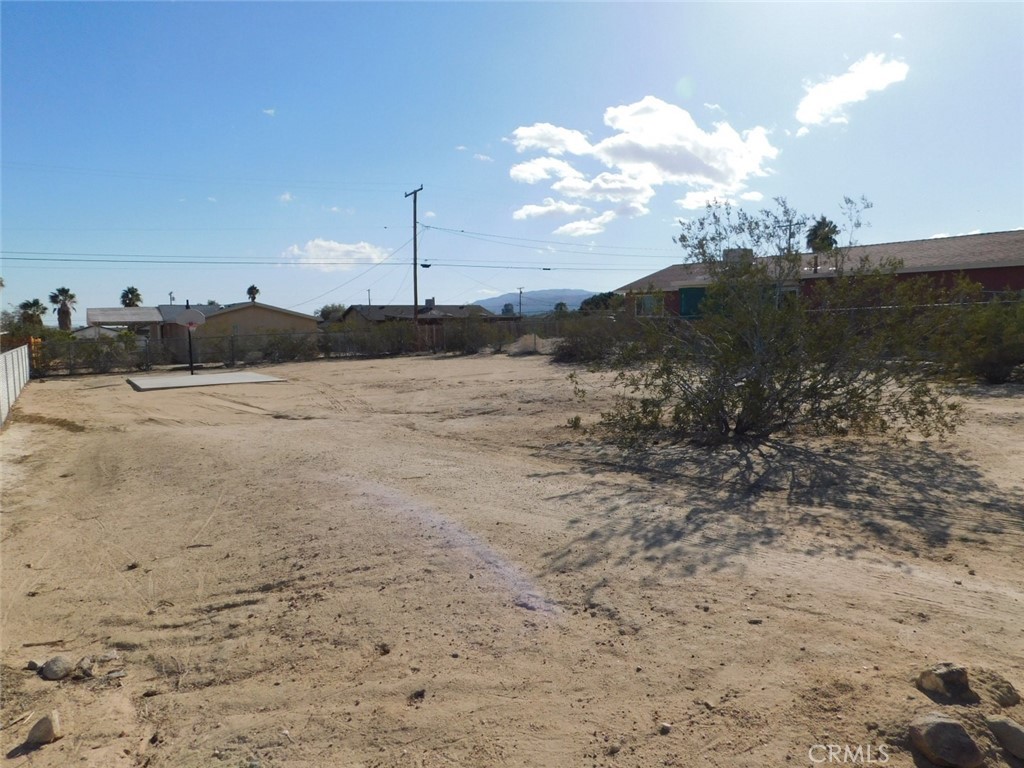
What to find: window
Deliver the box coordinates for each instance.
[636,294,663,316]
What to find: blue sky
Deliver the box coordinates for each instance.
[3,2,1022,322]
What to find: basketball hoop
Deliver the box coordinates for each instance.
[176,308,206,329]
[176,308,206,376]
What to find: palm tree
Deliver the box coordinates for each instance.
[805,216,839,273]
[247,284,260,303]
[18,298,47,327]
[49,286,77,331]
[120,286,143,307]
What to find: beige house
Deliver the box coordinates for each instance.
[163,302,317,340]
[86,302,318,364]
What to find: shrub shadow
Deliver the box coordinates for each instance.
[537,437,1023,579]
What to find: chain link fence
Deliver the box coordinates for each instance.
[30,318,590,377]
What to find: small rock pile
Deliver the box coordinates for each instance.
[909,662,1022,767]
[11,650,128,754]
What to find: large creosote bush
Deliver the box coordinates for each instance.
[956,293,1024,384]
[588,198,966,447]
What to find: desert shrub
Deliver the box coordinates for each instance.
[34,330,75,374]
[441,318,514,354]
[551,312,642,364]
[263,332,320,363]
[74,333,140,374]
[955,293,1024,384]
[583,198,965,447]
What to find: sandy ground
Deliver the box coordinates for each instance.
[1,352,1022,768]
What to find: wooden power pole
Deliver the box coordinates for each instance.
[405,185,423,323]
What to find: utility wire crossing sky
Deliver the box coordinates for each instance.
[2,2,1021,321]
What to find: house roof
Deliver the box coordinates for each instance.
[342,304,494,322]
[72,325,123,339]
[156,304,223,323]
[87,302,316,326]
[86,307,163,325]
[615,230,1024,293]
[206,302,316,321]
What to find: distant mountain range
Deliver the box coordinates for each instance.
[472,289,597,316]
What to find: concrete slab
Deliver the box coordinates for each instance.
[127,371,284,392]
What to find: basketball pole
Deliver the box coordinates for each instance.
[186,300,195,375]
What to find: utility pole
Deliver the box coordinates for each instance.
[367,289,371,306]
[518,287,524,317]
[405,185,423,323]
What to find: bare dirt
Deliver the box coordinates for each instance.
[1,352,1022,767]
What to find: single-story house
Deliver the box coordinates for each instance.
[340,298,499,325]
[86,302,317,339]
[157,302,317,342]
[85,302,317,362]
[615,230,1024,317]
[84,307,164,337]
[72,325,125,340]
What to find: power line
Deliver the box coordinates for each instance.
[286,237,414,310]
[1,160,418,192]
[2,255,415,267]
[423,224,677,255]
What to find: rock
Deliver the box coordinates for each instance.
[909,712,984,768]
[916,663,977,702]
[75,656,95,678]
[39,656,74,681]
[987,715,1024,759]
[25,660,39,671]
[24,710,63,745]
[974,668,1021,707]
[659,722,673,735]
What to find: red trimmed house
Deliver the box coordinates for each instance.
[615,230,1024,317]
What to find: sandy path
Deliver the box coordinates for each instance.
[1,354,1022,767]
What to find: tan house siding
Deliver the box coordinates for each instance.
[199,305,317,337]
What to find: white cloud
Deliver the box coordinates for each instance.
[513,197,594,220]
[423,211,436,219]
[704,102,724,113]
[455,145,468,151]
[509,157,585,184]
[929,229,981,239]
[508,95,778,235]
[739,191,764,202]
[796,53,909,127]
[892,33,903,41]
[279,191,294,204]
[795,126,810,138]
[675,189,724,211]
[553,210,618,237]
[262,108,276,117]
[509,123,592,156]
[283,239,389,272]
[207,197,217,203]
[473,153,494,162]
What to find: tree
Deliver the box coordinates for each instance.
[553,302,569,314]
[501,302,516,316]
[805,215,839,274]
[580,291,625,312]
[49,287,77,331]
[120,286,142,307]
[247,285,260,303]
[18,298,47,327]
[316,303,346,322]
[589,198,963,446]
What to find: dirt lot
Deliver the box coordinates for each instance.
[2,352,1022,767]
